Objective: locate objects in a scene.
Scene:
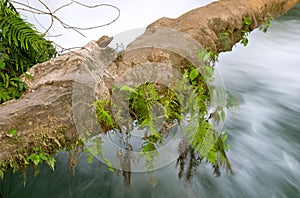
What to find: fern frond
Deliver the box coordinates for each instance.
[0,0,57,103]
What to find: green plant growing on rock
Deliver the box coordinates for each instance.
[93,99,119,131]
[217,31,232,50]
[6,129,19,139]
[240,16,252,46]
[90,49,233,184]
[260,14,274,32]
[27,147,56,173]
[0,130,67,181]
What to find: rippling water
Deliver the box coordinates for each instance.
[2,4,300,198]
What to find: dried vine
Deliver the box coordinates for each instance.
[10,0,120,52]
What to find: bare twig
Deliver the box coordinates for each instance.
[51,41,82,55]
[10,0,120,37]
[25,0,46,33]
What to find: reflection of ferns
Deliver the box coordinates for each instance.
[176,138,231,183]
[0,0,56,103]
[213,164,220,177]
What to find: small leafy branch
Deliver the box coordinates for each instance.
[239,14,274,47]
[240,16,252,46]
[27,147,56,173]
[93,99,118,131]
[260,14,274,32]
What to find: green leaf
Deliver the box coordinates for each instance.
[243,16,252,26]
[221,130,226,136]
[87,153,94,164]
[203,53,211,62]
[33,147,40,152]
[119,85,138,94]
[221,110,225,122]
[241,37,248,46]
[7,129,17,137]
[107,166,115,172]
[222,134,227,142]
[204,65,213,77]
[189,68,199,81]
[197,50,206,61]
[0,170,4,180]
[207,151,216,164]
[224,143,230,151]
[0,61,5,70]
[9,80,17,87]
[47,156,56,171]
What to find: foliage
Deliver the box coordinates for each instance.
[91,49,233,180]
[260,14,274,32]
[129,83,182,130]
[85,136,115,172]
[0,0,56,103]
[93,99,118,131]
[180,58,231,173]
[240,16,252,46]
[240,14,274,46]
[27,147,56,174]
[6,129,18,139]
[0,129,67,181]
[216,16,254,49]
[217,31,232,50]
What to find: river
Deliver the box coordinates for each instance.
[1,3,300,198]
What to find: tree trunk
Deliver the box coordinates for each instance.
[0,0,299,165]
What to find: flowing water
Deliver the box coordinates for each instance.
[1,4,300,198]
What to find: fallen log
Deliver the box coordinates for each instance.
[0,0,299,171]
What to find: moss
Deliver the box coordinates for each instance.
[216,31,232,51]
[0,128,83,180]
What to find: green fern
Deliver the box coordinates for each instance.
[0,0,56,103]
